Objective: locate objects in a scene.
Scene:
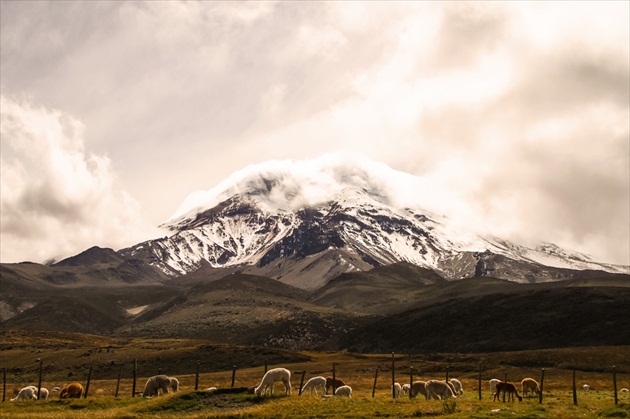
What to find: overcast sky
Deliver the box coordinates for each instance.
[1,1,628,265]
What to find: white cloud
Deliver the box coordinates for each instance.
[0,95,159,263]
[1,1,628,266]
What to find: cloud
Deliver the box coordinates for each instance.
[1,2,627,265]
[0,95,159,263]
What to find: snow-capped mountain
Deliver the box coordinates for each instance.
[119,156,628,290]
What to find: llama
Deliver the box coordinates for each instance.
[325,377,346,394]
[489,379,501,392]
[409,380,428,399]
[301,376,327,396]
[401,383,410,395]
[60,382,84,399]
[11,386,37,401]
[169,377,179,392]
[254,368,291,396]
[142,375,171,398]
[425,379,457,400]
[392,382,402,398]
[494,382,522,402]
[521,378,540,398]
[334,385,352,398]
[38,387,49,400]
[449,378,464,395]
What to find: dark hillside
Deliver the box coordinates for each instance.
[339,285,630,353]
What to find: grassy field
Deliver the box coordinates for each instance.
[1,331,629,418]
[2,350,629,418]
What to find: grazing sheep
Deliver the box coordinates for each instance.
[325,377,346,394]
[620,388,629,393]
[169,377,179,392]
[521,378,540,398]
[409,380,428,399]
[11,386,37,402]
[582,384,591,391]
[142,375,171,398]
[494,382,522,402]
[60,382,84,399]
[334,385,352,398]
[392,382,402,398]
[301,376,327,396]
[401,383,410,395]
[38,387,49,400]
[489,379,501,392]
[254,367,291,396]
[204,387,218,393]
[446,380,457,395]
[51,387,60,392]
[449,378,464,395]
[425,379,457,400]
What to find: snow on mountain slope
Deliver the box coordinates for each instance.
[120,156,628,287]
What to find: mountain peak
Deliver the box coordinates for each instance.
[122,156,628,287]
[168,155,417,223]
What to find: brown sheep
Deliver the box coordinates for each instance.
[59,382,84,399]
[494,381,522,402]
[325,377,346,394]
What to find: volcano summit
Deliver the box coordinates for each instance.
[118,156,627,290]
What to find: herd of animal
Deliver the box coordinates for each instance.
[10,382,83,401]
[11,368,629,403]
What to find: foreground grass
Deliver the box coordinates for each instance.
[2,387,629,419]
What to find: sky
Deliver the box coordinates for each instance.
[1,1,628,266]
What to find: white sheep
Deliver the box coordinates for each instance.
[582,384,590,391]
[410,380,428,399]
[521,378,540,398]
[489,379,501,392]
[401,383,410,395]
[38,387,49,400]
[142,375,171,397]
[11,386,38,402]
[425,379,457,400]
[334,385,352,398]
[301,376,327,396]
[449,378,463,395]
[392,382,402,398]
[204,387,218,393]
[169,377,179,392]
[620,388,629,393]
[254,367,291,396]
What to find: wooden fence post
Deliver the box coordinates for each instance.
[231,366,237,388]
[478,364,482,401]
[298,371,306,395]
[36,359,43,400]
[372,369,379,398]
[115,365,122,398]
[391,353,395,399]
[132,359,137,397]
[84,365,92,398]
[409,365,414,400]
[503,372,507,402]
[264,361,268,374]
[613,366,618,405]
[2,368,6,402]
[572,369,577,406]
[195,361,200,391]
[539,368,545,404]
[445,365,449,383]
[332,363,338,394]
